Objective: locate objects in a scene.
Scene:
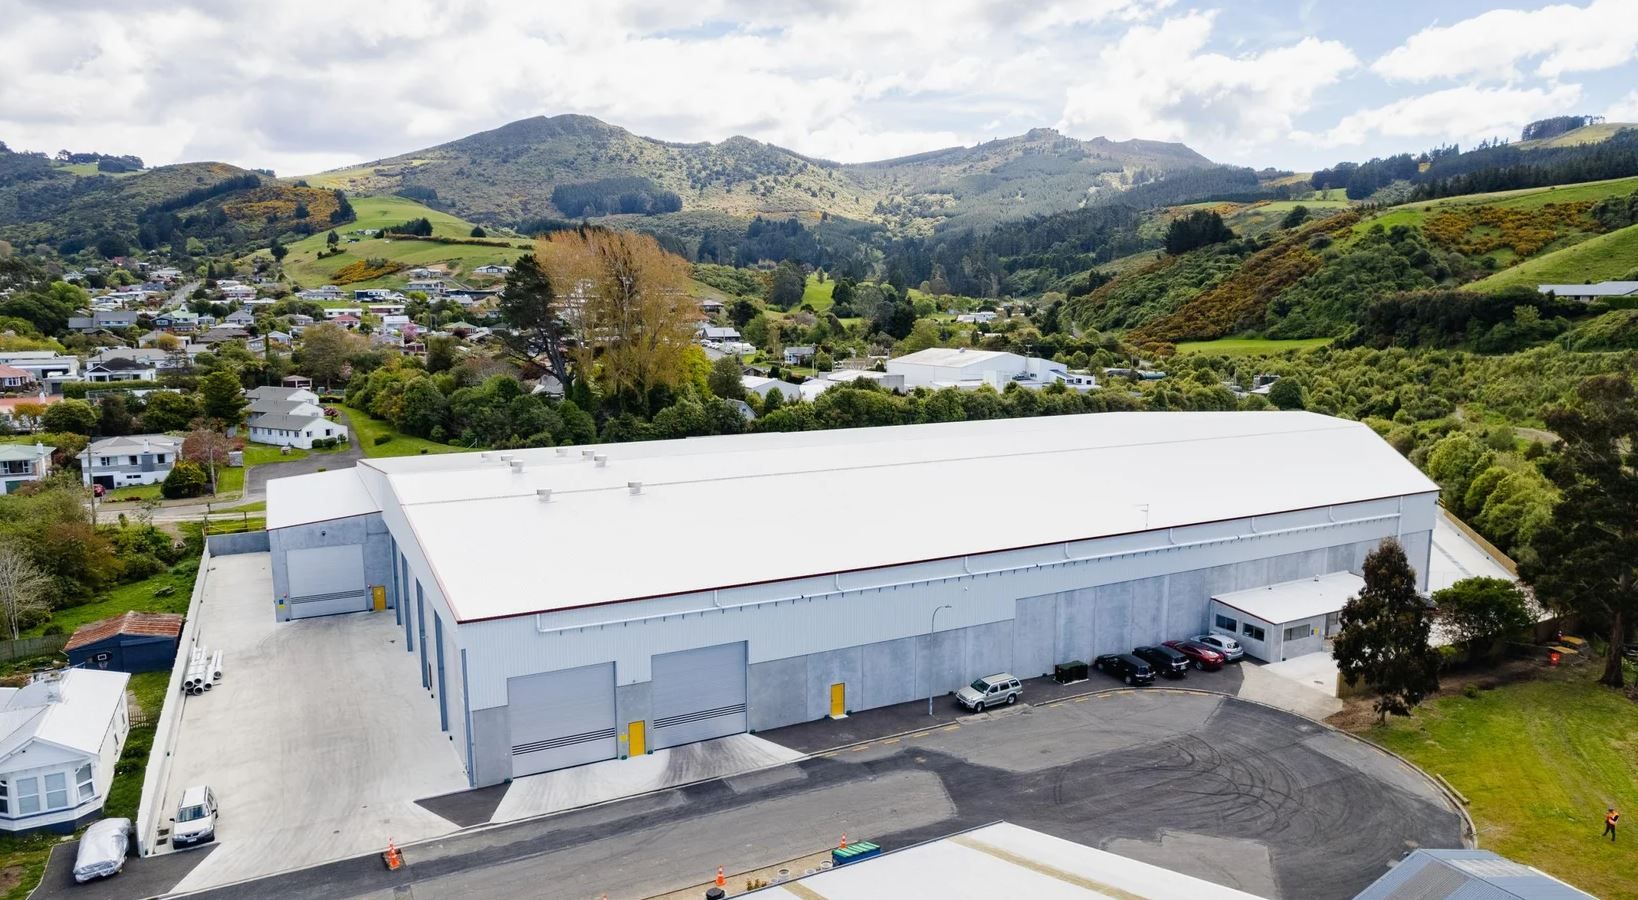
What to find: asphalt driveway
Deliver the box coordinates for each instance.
[245,421,362,495]
[176,688,1465,900]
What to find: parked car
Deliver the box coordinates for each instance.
[1192,633,1245,662]
[73,817,131,882]
[1132,645,1190,678]
[1092,653,1155,686]
[1163,639,1227,671]
[173,785,219,846]
[956,673,1022,712]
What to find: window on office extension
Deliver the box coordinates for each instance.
[1241,623,1266,642]
[1214,614,1237,631]
[1283,625,1313,642]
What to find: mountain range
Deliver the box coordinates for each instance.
[301,114,1217,231]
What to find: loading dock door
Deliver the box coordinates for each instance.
[285,545,367,619]
[507,663,617,776]
[650,642,747,750]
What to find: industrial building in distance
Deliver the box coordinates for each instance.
[266,412,1439,788]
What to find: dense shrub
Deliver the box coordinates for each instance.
[161,460,208,498]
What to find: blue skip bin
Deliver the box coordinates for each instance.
[833,841,881,866]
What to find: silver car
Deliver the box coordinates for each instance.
[73,817,131,882]
[956,673,1022,712]
[1193,633,1245,662]
[173,785,219,846]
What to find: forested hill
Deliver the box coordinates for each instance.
[302,114,1218,231]
[0,143,352,257]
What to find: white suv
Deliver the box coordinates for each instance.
[173,785,218,846]
[956,673,1022,712]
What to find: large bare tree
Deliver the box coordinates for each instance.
[0,545,51,641]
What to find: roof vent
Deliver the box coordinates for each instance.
[510,460,524,474]
[581,450,595,461]
[555,448,568,457]
[498,453,512,464]
[594,454,608,468]
[479,452,490,461]
[536,488,552,502]
[628,481,643,495]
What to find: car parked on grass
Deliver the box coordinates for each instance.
[173,784,219,846]
[1133,645,1190,678]
[956,673,1022,712]
[1164,639,1227,671]
[73,817,131,883]
[1192,633,1245,662]
[1092,653,1155,686]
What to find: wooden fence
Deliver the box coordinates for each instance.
[0,634,68,664]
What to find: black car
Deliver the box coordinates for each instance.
[1092,653,1155,686]
[1132,645,1190,678]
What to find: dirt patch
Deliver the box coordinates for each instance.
[0,863,24,894]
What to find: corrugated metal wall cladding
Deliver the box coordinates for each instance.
[457,520,1430,711]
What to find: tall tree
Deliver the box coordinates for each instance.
[1433,576,1532,659]
[295,322,359,386]
[198,369,247,423]
[0,545,50,640]
[707,355,746,400]
[767,260,806,310]
[1334,539,1441,723]
[181,429,233,495]
[536,228,696,406]
[497,253,570,388]
[1521,373,1638,687]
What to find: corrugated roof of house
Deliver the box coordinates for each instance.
[64,611,184,652]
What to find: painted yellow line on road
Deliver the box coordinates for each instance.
[851,745,870,752]
[883,738,899,744]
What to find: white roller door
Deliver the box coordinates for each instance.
[507,663,617,777]
[286,545,367,619]
[651,642,747,750]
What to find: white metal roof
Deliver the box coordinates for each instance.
[1536,281,1638,297]
[266,466,381,529]
[0,670,129,763]
[1213,572,1366,625]
[765,822,1263,899]
[888,347,1020,370]
[314,411,1436,622]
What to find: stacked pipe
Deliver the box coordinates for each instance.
[182,647,226,695]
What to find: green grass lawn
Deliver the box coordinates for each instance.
[261,195,522,291]
[800,275,836,313]
[24,563,196,638]
[1368,673,1638,898]
[339,405,467,457]
[1174,337,1334,356]
[105,481,163,502]
[1466,223,1638,293]
[222,500,266,513]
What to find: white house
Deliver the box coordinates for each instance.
[83,358,158,383]
[797,368,906,402]
[0,670,130,833]
[783,346,816,365]
[322,308,364,320]
[472,264,512,276]
[1209,572,1365,663]
[406,280,446,295]
[77,434,182,490]
[0,442,52,495]
[224,308,257,326]
[955,310,999,324]
[887,348,1096,392]
[245,386,344,449]
[298,285,344,301]
[741,375,802,403]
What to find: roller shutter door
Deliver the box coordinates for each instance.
[651,642,747,750]
[507,663,616,777]
[286,545,367,619]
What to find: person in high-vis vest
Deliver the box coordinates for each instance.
[1605,807,1619,842]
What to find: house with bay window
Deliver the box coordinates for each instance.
[0,669,130,833]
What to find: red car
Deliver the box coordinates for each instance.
[1162,639,1226,671]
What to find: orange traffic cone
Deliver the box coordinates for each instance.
[383,838,403,871]
[840,832,848,849]
[715,865,726,886]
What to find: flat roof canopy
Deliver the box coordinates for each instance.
[1213,572,1366,625]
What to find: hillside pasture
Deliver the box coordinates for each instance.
[265,195,524,291]
[1466,223,1638,292]
[1174,337,1333,356]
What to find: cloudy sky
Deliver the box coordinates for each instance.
[3,0,1637,176]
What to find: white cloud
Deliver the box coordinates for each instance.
[1373,0,1638,82]
[1309,83,1585,148]
[1056,11,1358,154]
[1607,89,1638,123]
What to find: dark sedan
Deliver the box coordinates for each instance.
[1092,653,1155,686]
[1163,639,1227,671]
[1133,645,1190,678]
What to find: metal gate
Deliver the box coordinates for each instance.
[285,545,367,619]
[650,642,747,750]
[507,663,617,777]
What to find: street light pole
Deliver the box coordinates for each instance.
[928,604,953,716]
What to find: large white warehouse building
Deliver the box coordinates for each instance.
[265,412,1439,788]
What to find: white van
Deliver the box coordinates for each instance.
[173,785,219,846]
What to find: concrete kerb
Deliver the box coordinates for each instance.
[158,681,1474,898]
[137,544,214,857]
